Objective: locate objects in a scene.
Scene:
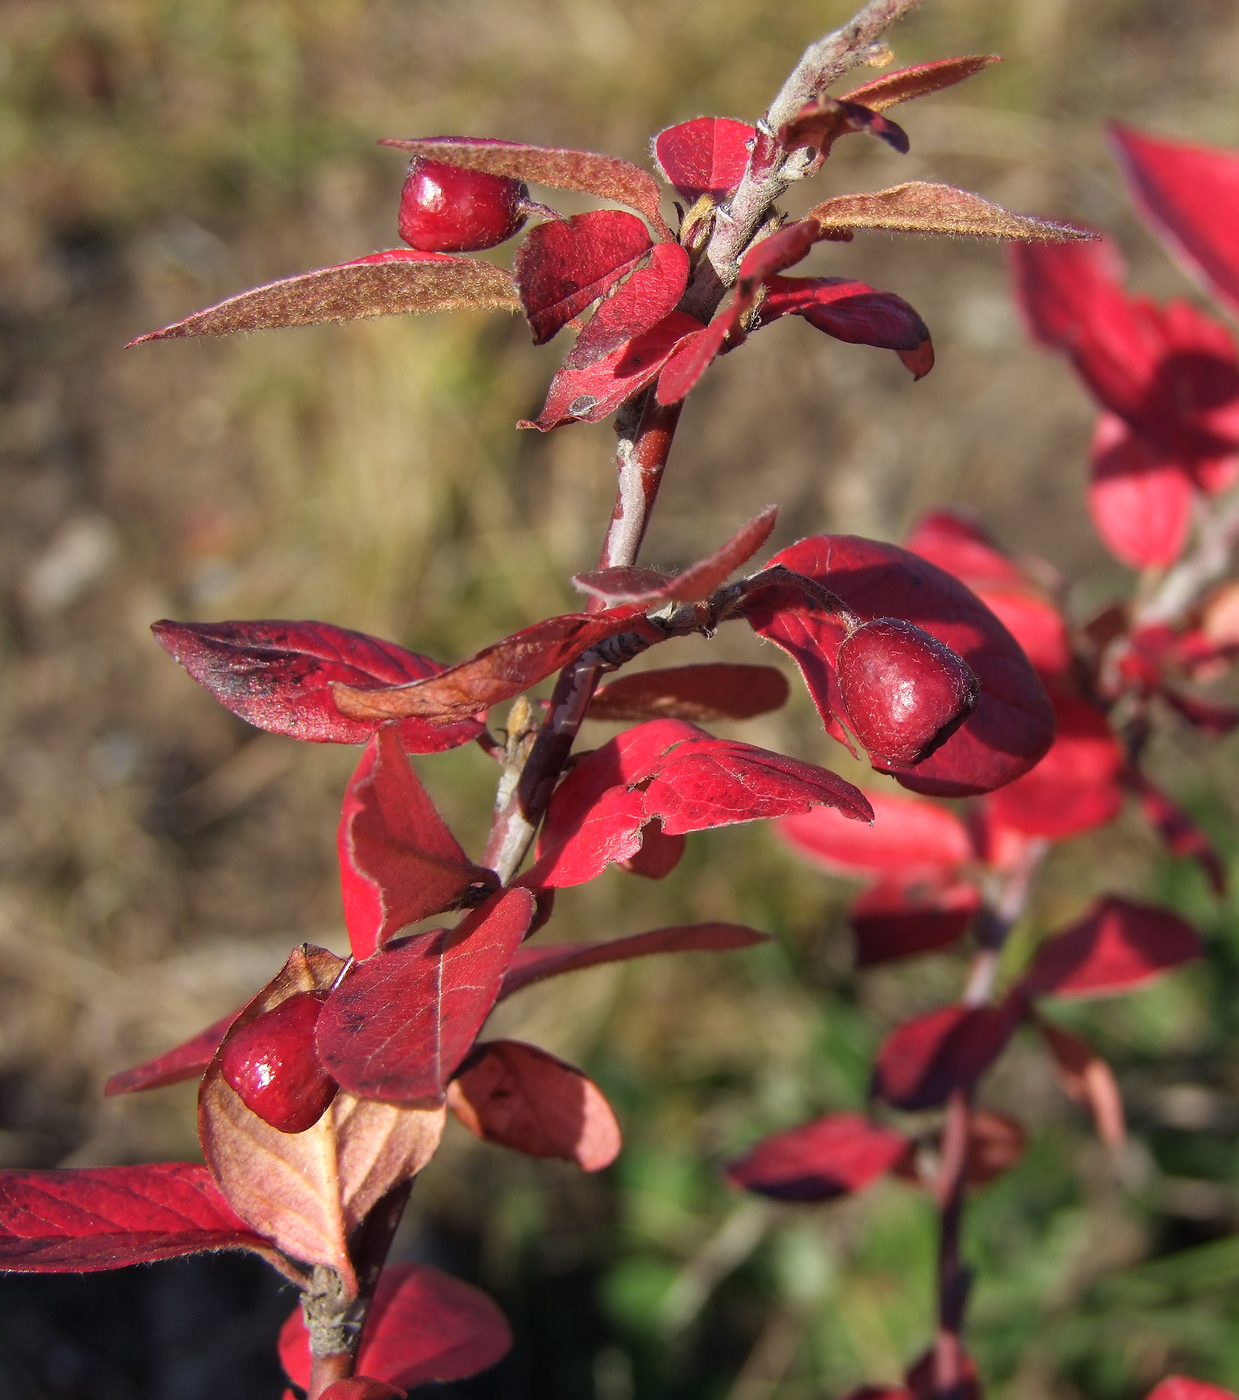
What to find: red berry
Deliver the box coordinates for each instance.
[398,158,528,252]
[219,991,338,1134]
[836,618,979,767]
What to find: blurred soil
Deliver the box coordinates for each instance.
[4,0,1239,1397]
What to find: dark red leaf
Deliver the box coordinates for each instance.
[746,535,1054,797]
[759,275,933,378]
[524,719,872,888]
[0,1163,271,1271]
[589,663,790,723]
[872,1000,1023,1110]
[1163,689,1239,736]
[318,1381,405,1400]
[616,820,686,878]
[1129,769,1227,894]
[1111,124,1239,320]
[984,694,1123,840]
[778,789,973,877]
[852,878,981,966]
[725,1112,907,1202]
[778,97,908,159]
[963,1109,1025,1187]
[498,922,769,1000]
[564,243,690,369]
[1035,1016,1125,1146]
[573,505,777,605]
[128,251,519,343]
[379,137,673,241]
[654,315,734,405]
[1143,1378,1239,1400]
[339,727,498,960]
[1090,413,1194,569]
[813,183,1087,240]
[513,210,652,344]
[316,888,534,1103]
[281,1261,512,1391]
[526,311,705,429]
[331,606,660,725]
[843,55,1001,111]
[152,619,484,751]
[448,1039,621,1170]
[1021,895,1202,999]
[653,117,756,204]
[105,1009,238,1096]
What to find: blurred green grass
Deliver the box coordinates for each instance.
[4,0,1239,1397]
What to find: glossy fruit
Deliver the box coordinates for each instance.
[836,618,979,766]
[219,992,338,1134]
[398,159,528,252]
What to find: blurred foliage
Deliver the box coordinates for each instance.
[4,0,1239,1397]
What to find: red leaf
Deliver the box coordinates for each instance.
[843,55,1001,111]
[318,1381,405,1400]
[448,1039,621,1170]
[747,535,1054,797]
[380,136,672,240]
[873,1000,1023,1110]
[1021,895,1202,999]
[1143,1379,1239,1400]
[331,606,659,724]
[984,694,1123,840]
[0,1163,271,1271]
[526,311,705,429]
[778,789,973,877]
[759,275,933,377]
[316,888,534,1103]
[963,1109,1025,1186]
[105,1009,238,1096]
[128,250,519,343]
[724,1112,907,1202]
[152,619,484,751]
[852,878,981,966]
[654,315,734,405]
[617,820,686,878]
[653,117,756,204]
[524,719,872,888]
[812,182,1086,241]
[339,728,498,960]
[564,243,689,368]
[574,505,777,605]
[514,210,651,344]
[1111,124,1239,320]
[588,663,790,723]
[1090,413,1194,569]
[1129,770,1227,894]
[1036,1016,1125,1146]
[281,1261,512,1391]
[498,922,770,1000]
[1163,689,1239,735]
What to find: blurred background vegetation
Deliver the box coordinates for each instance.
[3,0,1239,1396]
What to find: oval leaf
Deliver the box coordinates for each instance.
[653,116,756,204]
[852,878,980,967]
[811,183,1089,241]
[873,1000,1023,1111]
[588,663,790,723]
[1090,412,1194,568]
[725,1112,908,1202]
[779,788,973,877]
[565,242,690,369]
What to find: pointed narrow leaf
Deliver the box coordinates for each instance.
[759,275,933,377]
[810,183,1088,241]
[129,251,519,343]
[1111,124,1239,319]
[316,888,534,1104]
[778,789,972,877]
[0,1163,272,1271]
[873,1000,1023,1110]
[1036,1017,1125,1146]
[747,535,1054,797]
[843,55,1001,111]
[105,1009,239,1096]
[281,1261,512,1392]
[778,97,909,158]
[339,728,498,960]
[152,620,484,751]
[1020,896,1202,999]
[448,1039,621,1170]
[1129,770,1226,894]
[1090,413,1194,568]
[589,664,790,723]
[499,922,769,1000]
[654,315,733,405]
[380,137,672,240]
[653,117,756,204]
[852,878,980,966]
[526,311,704,428]
[332,606,660,724]
[564,243,690,369]
[514,210,652,344]
[725,1113,907,1202]
[574,505,777,604]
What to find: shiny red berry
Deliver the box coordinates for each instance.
[836,618,979,767]
[219,991,338,1134]
[398,158,528,252]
